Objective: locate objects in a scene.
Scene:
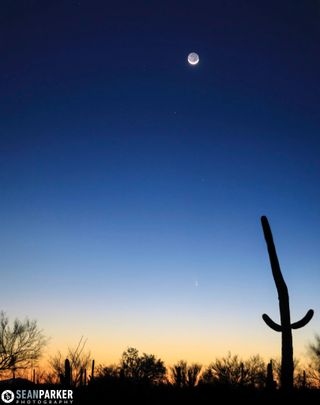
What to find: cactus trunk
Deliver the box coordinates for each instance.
[260,216,313,391]
[266,360,275,390]
[64,358,71,387]
[79,368,83,386]
[91,359,95,381]
[262,216,293,388]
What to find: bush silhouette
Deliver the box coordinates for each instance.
[120,347,166,384]
[200,353,265,388]
[171,361,202,387]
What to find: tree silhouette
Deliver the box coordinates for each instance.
[171,361,202,387]
[187,363,202,387]
[307,334,320,387]
[120,347,166,384]
[200,353,266,388]
[203,353,245,386]
[0,311,46,374]
[171,360,187,387]
[244,355,266,388]
[96,364,119,379]
[260,216,314,391]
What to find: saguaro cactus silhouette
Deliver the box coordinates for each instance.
[261,216,314,391]
[64,358,71,387]
[266,360,276,391]
[91,359,95,381]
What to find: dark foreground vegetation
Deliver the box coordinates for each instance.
[1,376,320,405]
[2,345,320,404]
[75,382,320,405]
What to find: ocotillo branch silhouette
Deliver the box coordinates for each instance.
[261,216,314,391]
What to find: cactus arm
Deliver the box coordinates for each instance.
[262,314,282,332]
[291,309,314,329]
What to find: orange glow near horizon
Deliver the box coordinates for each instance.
[40,324,313,371]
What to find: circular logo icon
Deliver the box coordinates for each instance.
[1,390,14,404]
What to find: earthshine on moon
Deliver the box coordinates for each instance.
[188,52,199,65]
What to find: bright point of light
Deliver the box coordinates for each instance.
[188,52,200,65]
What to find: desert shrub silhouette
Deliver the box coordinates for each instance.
[171,361,202,388]
[119,347,166,384]
[200,353,265,388]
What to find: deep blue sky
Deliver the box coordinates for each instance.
[0,0,319,363]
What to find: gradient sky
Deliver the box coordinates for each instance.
[1,0,320,367]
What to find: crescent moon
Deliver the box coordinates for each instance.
[188,52,199,65]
